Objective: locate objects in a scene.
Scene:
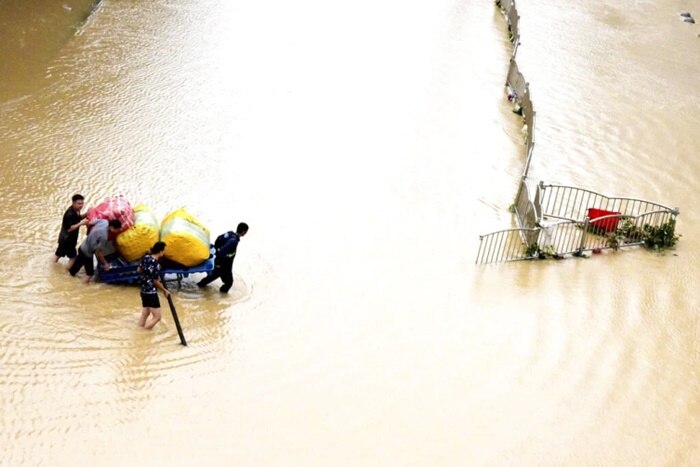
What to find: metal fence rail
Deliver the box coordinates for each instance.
[505,59,535,178]
[478,207,679,264]
[498,0,535,179]
[577,210,677,253]
[478,0,680,265]
[476,228,539,264]
[538,182,679,222]
[535,209,678,257]
[496,0,520,54]
[537,220,584,256]
[514,180,538,230]
[507,59,527,96]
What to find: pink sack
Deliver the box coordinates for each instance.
[86,196,135,232]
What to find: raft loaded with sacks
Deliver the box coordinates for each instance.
[93,199,214,287]
[98,250,215,287]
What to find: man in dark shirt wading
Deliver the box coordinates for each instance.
[197,222,249,293]
[54,194,88,268]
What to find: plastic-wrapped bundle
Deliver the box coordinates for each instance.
[116,204,160,262]
[160,208,210,267]
[86,196,135,232]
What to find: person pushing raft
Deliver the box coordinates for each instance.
[54,194,88,268]
[197,222,249,293]
[69,219,122,283]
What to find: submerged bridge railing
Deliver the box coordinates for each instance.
[476,0,680,265]
[506,59,535,178]
[537,183,678,221]
[498,0,535,179]
[514,180,537,229]
[477,195,679,264]
[497,0,520,56]
[476,228,539,264]
[537,209,678,257]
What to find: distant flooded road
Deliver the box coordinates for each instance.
[1,0,699,465]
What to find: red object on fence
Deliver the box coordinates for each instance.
[86,196,135,233]
[587,208,621,233]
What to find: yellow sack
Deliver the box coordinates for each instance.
[160,208,210,267]
[116,204,160,262]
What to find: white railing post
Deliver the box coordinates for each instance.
[578,217,589,255]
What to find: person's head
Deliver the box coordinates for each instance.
[150,241,166,258]
[108,219,122,232]
[236,222,249,237]
[71,194,85,211]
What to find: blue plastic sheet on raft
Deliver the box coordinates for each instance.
[98,245,215,285]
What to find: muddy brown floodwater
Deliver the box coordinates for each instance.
[1,0,699,465]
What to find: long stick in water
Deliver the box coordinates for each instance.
[166,293,188,346]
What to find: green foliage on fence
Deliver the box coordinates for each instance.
[605,219,679,251]
[524,243,560,259]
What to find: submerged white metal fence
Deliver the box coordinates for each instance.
[537,209,678,257]
[476,228,539,264]
[497,0,520,56]
[476,195,679,264]
[476,0,680,265]
[505,59,535,178]
[538,182,678,222]
[514,180,537,230]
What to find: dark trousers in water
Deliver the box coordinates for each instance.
[69,250,95,277]
[197,258,233,293]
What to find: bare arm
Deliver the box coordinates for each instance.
[67,218,89,233]
[95,249,110,270]
[153,279,170,297]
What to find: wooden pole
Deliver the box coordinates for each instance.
[166,293,188,346]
